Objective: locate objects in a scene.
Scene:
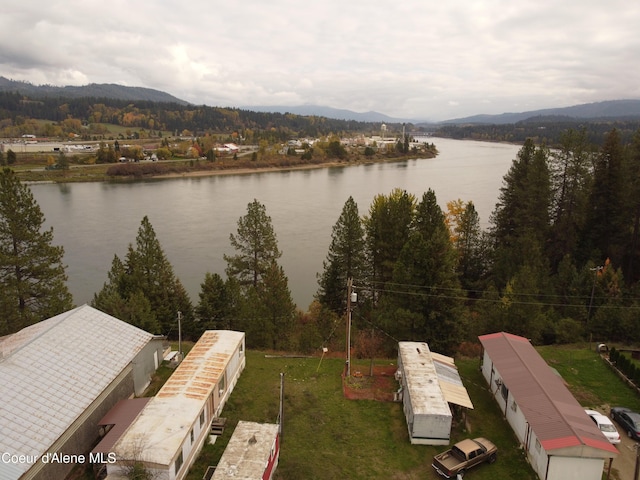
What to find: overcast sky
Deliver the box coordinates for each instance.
[2,1,639,121]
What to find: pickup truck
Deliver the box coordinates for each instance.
[432,437,497,478]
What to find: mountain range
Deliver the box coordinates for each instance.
[1,76,639,125]
[0,77,188,105]
[440,99,640,125]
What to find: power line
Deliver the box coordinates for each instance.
[353,279,640,310]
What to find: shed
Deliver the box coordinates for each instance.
[211,421,280,480]
[479,332,618,480]
[0,305,164,480]
[397,342,473,445]
[109,330,246,480]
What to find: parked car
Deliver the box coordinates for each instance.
[585,409,620,444]
[432,437,497,478]
[610,407,640,440]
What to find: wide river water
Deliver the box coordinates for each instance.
[30,138,522,311]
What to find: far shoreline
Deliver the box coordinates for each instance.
[146,155,429,181]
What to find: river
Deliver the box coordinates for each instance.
[30,138,522,310]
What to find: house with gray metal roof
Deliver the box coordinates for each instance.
[396,341,474,445]
[0,304,164,480]
[479,332,618,480]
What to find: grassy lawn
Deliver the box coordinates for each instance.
[537,344,640,412]
[186,352,536,480]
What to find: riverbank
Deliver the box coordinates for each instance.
[14,151,436,183]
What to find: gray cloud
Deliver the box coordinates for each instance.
[1,0,639,120]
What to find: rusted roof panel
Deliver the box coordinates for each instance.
[113,330,245,467]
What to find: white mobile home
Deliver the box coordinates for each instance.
[479,332,617,480]
[211,421,280,480]
[109,330,246,480]
[396,342,473,445]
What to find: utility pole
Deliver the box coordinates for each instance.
[346,278,353,377]
[177,310,182,359]
[587,265,603,325]
[279,372,284,441]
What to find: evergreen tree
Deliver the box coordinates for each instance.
[92,216,192,336]
[489,139,551,286]
[224,199,282,288]
[317,196,366,314]
[580,129,627,265]
[448,200,486,291]
[196,272,234,331]
[379,191,465,353]
[6,149,16,165]
[0,168,73,335]
[364,188,416,290]
[548,128,592,270]
[257,261,296,350]
[624,129,640,283]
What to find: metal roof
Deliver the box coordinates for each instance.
[0,305,155,479]
[91,398,150,455]
[211,421,279,480]
[479,332,618,458]
[398,342,473,414]
[113,330,245,467]
[431,352,474,410]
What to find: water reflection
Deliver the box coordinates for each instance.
[31,138,521,310]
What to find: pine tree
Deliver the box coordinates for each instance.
[196,272,233,331]
[257,261,296,350]
[379,190,465,353]
[364,188,416,289]
[548,128,592,270]
[224,199,282,288]
[489,139,551,286]
[92,216,192,336]
[447,200,485,290]
[581,129,627,265]
[0,168,73,334]
[317,196,366,314]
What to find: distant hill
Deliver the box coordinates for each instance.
[242,104,412,123]
[440,99,640,125]
[0,77,189,105]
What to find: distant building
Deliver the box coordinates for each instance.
[0,305,164,480]
[210,421,280,480]
[479,332,618,480]
[108,330,246,480]
[396,341,473,445]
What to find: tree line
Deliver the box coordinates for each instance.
[0,92,384,140]
[436,118,640,147]
[3,126,640,356]
[314,127,640,355]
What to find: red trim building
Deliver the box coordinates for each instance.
[479,332,617,480]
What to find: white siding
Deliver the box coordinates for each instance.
[547,455,605,480]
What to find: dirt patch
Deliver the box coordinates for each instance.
[343,365,399,401]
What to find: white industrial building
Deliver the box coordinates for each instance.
[396,341,473,445]
[0,305,164,480]
[479,332,618,480]
[109,330,246,480]
[210,421,280,480]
